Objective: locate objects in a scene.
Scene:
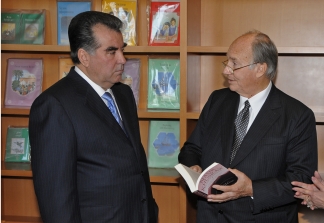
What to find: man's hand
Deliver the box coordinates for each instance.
[190,165,202,174]
[207,168,253,203]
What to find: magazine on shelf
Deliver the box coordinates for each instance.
[4,58,43,108]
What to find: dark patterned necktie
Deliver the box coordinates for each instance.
[230,100,250,164]
[102,92,126,133]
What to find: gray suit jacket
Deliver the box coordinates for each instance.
[30,68,158,223]
[179,84,317,223]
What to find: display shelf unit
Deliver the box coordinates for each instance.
[2,0,324,222]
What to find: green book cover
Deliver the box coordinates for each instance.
[5,127,31,162]
[20,10,45,44]
[1,10,21,44]
[147,120,180,168]
[147,58,180,109]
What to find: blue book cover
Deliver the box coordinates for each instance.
[57,1,91,45]
[147,120,180,168]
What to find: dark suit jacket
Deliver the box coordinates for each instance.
[30,68,158,223]
[178,84,317,223]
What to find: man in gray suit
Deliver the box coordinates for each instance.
[178,30,317,223]
[29,11,158,223]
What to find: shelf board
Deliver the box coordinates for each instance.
[1,216,42,223]
[1,162,32,177]
[1,162,180,184]
[187,46,324,54]
[1,107,30,115]
[138,109,180,119]
[1,44,180,53]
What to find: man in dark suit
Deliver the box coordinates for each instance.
[29,11,158,223]
[178,30,317,223]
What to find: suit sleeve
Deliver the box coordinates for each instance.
[178,92,215,167]
[29,94,82,223]
[252,108,318,214]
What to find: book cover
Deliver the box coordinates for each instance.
[4,58,43,108]
[57,1,92,45]
[58,56,74,79]
[148,1,180,46]
[20,9,45,44]
[147,58,180,109]
[5,126,31,162]
[102,0,137,46]
[120,58,140,106]
[1,9,21,44]
[147,120,180,168]
[174,163,238,198]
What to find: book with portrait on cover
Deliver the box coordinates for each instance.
[1,9,22,44]
[57,0,92,45]
[148,1,180,46]
[4,58,43,108]
[5,126,31,162]
[174,162,238,198]
[20,9,45,44]
[102,0,137,46]
[120,58,140,106]
[147,120,180,168]
[147,58,180,109]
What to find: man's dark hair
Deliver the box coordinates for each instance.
[68,11,123,64]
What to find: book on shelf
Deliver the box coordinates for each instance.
[120,58,140,106]
[148,1,180,46]
[1,9,22,44]
[5,126,31,162]
[147,120,180,168]
[174,162,238,198]
[57,0,92,45]
[4,58,43,108]
[101,0,137,46]
[58,56,74,79]
[147,58,180,109]
[20,9,46,44]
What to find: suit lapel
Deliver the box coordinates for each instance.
[230,85,282,167]
[221,93,240,167]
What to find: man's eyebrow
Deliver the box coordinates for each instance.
[106,46,118,51]
[105,43,127,51]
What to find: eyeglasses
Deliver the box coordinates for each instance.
[222,60,258,74]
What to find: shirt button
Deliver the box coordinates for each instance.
[141,198,146,203]
[218,210,223,214]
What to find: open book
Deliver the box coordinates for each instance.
[174,162,238,198]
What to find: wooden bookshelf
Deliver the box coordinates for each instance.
[2,0,324,222]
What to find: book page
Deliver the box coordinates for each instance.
[174,163,200,192]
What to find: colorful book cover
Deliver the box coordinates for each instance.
[148,1,180,46]
[102,0,137,46]
[58,56,74,79]
[4,58,43,108]
[1,9,21,44]
[5,126,31,162]
[147,58,180,109]
[57,1,92,45]
[120,58,140,106]
[20,9,45,44]
[147,120,180,168]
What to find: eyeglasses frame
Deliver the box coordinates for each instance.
[222,60,259,74]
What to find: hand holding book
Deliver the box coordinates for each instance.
[175,162,238,198]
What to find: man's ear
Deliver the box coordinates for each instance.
[78,48,90,67]
[256,63,267,78]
